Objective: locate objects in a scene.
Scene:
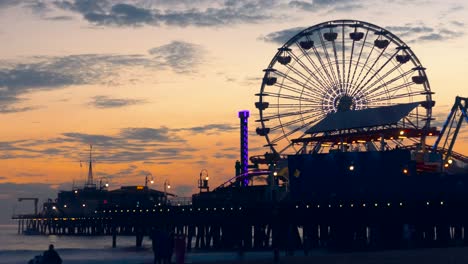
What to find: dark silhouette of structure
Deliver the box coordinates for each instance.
[13,20,468,253]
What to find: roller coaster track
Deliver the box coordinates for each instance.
[432,96,468,165]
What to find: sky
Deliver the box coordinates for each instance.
[0,0,467,223]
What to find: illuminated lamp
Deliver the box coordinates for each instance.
[448,159,453,164]
[74,190,78,194]
[82,204,86,207]
[52,206,56,210]
[273,171,278,176]
[349,165,355,171]
[399,130,405,135]
[403,169,408,174]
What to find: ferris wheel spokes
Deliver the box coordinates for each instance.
[256,20,433,155]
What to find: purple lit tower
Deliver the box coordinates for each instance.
[238,110,250,186]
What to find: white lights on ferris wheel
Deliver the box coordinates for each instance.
[255,20,432,155]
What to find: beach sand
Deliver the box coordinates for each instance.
[191,247,468,264]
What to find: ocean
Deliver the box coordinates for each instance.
[0,224,155,263]
[0,224,273,264]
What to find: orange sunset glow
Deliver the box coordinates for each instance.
[0,0,467,223]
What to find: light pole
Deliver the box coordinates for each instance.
[99,177,109,190]
[199,169,209,193]
[164,180,171,203]
[145,173,154,188]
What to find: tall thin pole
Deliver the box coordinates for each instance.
[238,110,250,186]
[86,144,94,188]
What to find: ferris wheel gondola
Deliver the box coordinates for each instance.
[255,20,434,155]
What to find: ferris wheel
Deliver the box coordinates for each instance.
[255,20,434,155]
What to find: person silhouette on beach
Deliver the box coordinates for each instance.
[152,228,165,264]
[152,228,175,264]
[163,231,174,264]
[42,244,62,264]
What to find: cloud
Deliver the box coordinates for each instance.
[0,54,148,111]
[84,3,156,26]
[0,41,205,112]
[176,123,237,134]
[0,105,39,114]
[0,122,236,163]
[16,172,46,178]
[52,0,275,27]
[0,63,84,90]
[260,26,306,44]
[148,41,204,73]
[450,21,464,27]
[385,23,464,43]
[96,164,150,181]
[386,25,433,34]
[0,0,19,9]
[416,33,444,42]
[120,127,186,142]
[288,0,363,12]
[60,132,117,145]
[214,152,237,159]
[45,15,74,21]
[89,95,147,109]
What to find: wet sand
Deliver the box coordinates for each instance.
[192,247,468,264]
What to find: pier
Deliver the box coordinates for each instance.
[11,20,468,255]
[13,197,468,251]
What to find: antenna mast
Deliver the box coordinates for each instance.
[85,144,96,189]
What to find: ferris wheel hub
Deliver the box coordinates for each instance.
[256,20,433,155]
